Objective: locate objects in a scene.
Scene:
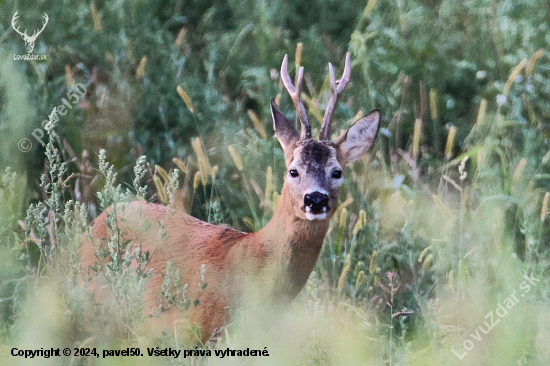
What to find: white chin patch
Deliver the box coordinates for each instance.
[305,212,327,220]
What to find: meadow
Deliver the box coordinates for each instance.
[1,0,550,364]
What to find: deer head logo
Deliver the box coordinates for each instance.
[11,11,49,54]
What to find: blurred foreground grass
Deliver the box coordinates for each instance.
[1,0,550,365]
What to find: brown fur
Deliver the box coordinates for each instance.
[80,183,332,341]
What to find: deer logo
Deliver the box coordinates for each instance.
[11,11,49,54]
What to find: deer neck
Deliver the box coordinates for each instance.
[252,183,331,301]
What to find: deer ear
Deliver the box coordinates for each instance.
[335,109,380,164]
[271,99,300,165]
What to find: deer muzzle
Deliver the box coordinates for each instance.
[303,192,330,220]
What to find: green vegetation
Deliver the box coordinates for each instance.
[1,0,550,364]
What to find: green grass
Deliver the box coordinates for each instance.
[1,0,550,364]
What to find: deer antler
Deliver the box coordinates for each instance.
[281,54,311,140]
[29,14,49,40]
[11,11,28,38]
[319,52,351,141]
[11,12,48,41]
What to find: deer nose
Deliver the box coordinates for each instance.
[304,192,330,214]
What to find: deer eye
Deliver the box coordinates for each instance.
[289,169,299,178]
[332,170,342,179]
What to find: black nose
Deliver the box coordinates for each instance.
[304,192,330,214]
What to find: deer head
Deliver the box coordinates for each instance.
[11,11,49,53]
[272,52,380,221]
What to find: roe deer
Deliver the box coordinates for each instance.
[80,52,380,341]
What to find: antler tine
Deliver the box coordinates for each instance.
[31,13,49,39]
[319,52,351,141]
[11,11,19,28]
[11,11,28,37]
[281,54,312,140]
[40,13,49,31]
